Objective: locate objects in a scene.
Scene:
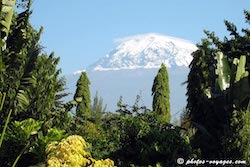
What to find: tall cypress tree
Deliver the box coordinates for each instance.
[152,63,170,122]
[74,71,91,118]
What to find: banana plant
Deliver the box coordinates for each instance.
[215,51,250,108]
[215,52,231,91]
[0,0,17,71]
[232,55,250,108]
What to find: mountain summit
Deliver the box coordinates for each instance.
[88,33,197,71]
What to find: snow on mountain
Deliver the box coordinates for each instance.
[88,33,197,71]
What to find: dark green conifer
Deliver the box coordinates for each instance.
[74,71,91,118]
[152,63,170,122]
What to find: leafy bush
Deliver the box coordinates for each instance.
[44,135,115,167]
[109,111,192,167]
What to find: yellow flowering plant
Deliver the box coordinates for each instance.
[45,135,115,167]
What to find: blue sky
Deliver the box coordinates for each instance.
[29,0,250,75]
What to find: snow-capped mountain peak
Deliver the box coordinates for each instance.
[88,33,197,71]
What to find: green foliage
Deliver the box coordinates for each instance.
[187,10,250,160]
[71,96,191,166]
[92,91,107,124]
[0,91,6,111]
[10,118,42,142]
[235,55,248,83]
[69,103,110,160]
[0,0,16,68]
[0,3,71,166]
[0,108,12,148]
[0,92,7,148]
[0,0,16,35]
[109,101,191,167]
[215,52,249,91]
[1,118,42,166]
[44,135,115,167]
[215,52,249,108]
[0,0,19,150]
[229,104,250,162]
[152,63,171,122]
[30,128,66,164]
[74,71,91,118]
[0,4,68,128]
[40,128,66,146]
[215,52,231,90]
